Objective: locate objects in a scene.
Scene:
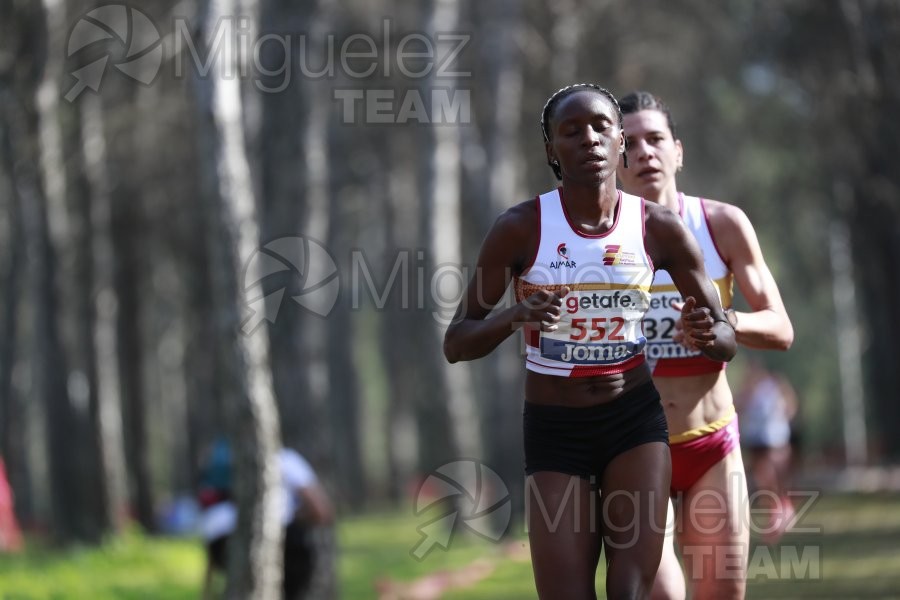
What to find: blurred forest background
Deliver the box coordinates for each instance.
[1,0,899,597]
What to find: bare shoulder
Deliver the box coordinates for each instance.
[498,197,539,232]
[492,197,539,248]
[702,198,754,238]
[701,198,763,264]
[483,197,540,273]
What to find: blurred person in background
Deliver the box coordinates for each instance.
[198,439,334,599]
[0,457,22,552]
[735,359,799,544]
[618,90,793,600]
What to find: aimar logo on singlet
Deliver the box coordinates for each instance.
[550,243,576,269]
[602,244,637,266]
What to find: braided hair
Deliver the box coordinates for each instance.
[540,84,626,180]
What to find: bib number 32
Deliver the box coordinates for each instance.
[643,317,677,341]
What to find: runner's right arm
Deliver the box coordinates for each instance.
[444,201,566,363]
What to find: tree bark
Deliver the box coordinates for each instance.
[0,95,30,527]
[22,70,82,546]
[320,11,364,516]
[102,73,156,531]
[255,0,321,462]
[254,1,340,596]
[193,0,284,596]
[57,92,112,538]
[380,129,422,503]
[14,0,112,544]
[470,0,528,529]
[413,0,474,476]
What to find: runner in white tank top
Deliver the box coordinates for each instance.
[618,91,794,600]
[514,187,654,378]
[644,193,733,377]
[444,84,735,600]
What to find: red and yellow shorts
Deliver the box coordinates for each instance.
[669,405,739,495]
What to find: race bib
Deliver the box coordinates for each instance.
[541,288,649,365]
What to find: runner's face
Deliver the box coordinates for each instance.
[618,109,683,201]
[546,91,623,185]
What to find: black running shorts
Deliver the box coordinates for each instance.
[523,381,669,488]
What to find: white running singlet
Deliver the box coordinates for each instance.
[514,188,655,377]
[644,194,733,376]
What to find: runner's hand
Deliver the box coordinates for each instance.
[519,287,570,332]
[671,296,716,349]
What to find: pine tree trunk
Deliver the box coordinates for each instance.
[255,0,329,467]
[101,70,156,530]
[0,94,28,526]
[193,0,284,596]
[412,0,477,477]
[381,131,421,502]
[80,94,130,530]
[19,0,112,544]
[473,0,528,528]
[57,93,112,538]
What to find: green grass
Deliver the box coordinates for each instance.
[745,492,900,599]
[359,493,900,599]
[1,493,899,599]
[0,530,204,599]
[338,509,510,598]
